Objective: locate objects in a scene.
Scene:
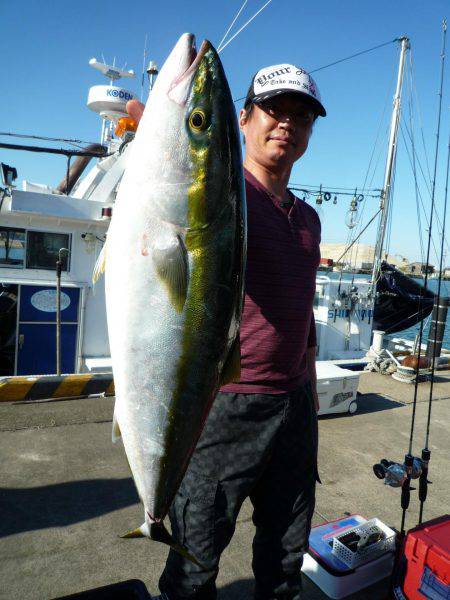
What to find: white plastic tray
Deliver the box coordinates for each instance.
[331,518,396,569]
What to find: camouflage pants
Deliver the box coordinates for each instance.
[159,381,319,600]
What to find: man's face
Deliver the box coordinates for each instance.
[239,93,315,171]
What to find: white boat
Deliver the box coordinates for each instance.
[0,42,447,416]
[0,58,136,377]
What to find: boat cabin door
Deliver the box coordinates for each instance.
[0,283,80,376]
[0,283,18,376]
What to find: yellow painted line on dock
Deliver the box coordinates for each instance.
[0,373,114,402]
[53,375,94,398]
[0,376,40,402]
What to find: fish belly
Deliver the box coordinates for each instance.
[106,208,238,520]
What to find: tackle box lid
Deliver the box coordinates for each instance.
[308,515,367,574]
[400,516,450,599]
[406,515,450,555]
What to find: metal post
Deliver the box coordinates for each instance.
[147,60,158,93]
[426,297,449,359]
[371,36,410,287]
[65,155,71,196]
[56,248,69,375]
[100,119,106,146]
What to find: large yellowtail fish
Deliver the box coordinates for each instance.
[94,33,246,561]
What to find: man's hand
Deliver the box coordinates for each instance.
[126,99,145,126]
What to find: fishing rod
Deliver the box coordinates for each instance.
[418,128,449,526]
[400,18,447,535]
[218,0,273,54]
[372,19,448,539]
[217,0,248,52]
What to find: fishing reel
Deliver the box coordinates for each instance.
[333,290,350,309]
[373,457,423,488]
[349,285,360,307]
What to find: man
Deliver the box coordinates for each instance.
[127,62,325,600]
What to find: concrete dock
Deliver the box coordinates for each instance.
[1,371,449,599]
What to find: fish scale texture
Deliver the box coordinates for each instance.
[105,35,246,522]
[159,382,318,600]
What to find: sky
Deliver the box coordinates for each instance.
[1,0,449,265]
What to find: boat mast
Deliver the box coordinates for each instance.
[371,36,410,287]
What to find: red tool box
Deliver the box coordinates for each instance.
[393,515,450,599]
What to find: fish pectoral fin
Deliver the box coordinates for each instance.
[152,234,188,313]
[149,522,205,569]
[219,336,241,385]
[112,411,121,443]
[92,241,107,284]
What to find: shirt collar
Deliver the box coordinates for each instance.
[244,167,269,194]
[244,167,296,206]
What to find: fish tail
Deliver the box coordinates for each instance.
[121,525,147,538]
[149,521,205,569]
[121,520,205,569]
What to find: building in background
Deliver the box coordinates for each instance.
[319,243,402,273]
[401,262,435,276]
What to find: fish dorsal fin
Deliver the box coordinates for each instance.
[112,410,121,443]
[92,240,107,285]
[220,335,241,385]
[152,234,188,313]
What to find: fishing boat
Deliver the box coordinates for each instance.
[0,41,448,414]
[0,58,137,377]
[307,35,449,413]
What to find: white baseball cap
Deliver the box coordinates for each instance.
[244,63,326,117]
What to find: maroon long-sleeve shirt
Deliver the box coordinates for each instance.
[221,169,321,394]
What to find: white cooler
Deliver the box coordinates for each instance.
[301,515,395,599]
[316,361,361,416]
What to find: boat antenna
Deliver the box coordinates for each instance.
[398,19,446,538]
[87,57,135,145]
[371,36,410,290]
[141,34,148,101]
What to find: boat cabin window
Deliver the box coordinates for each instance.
[26,231,70,271]
[0,227,26,268]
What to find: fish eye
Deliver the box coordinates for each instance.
[189,109,207,132]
